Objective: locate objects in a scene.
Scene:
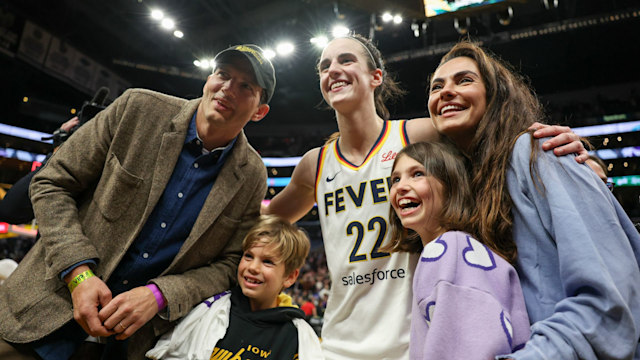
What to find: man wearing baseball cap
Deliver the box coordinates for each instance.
[214,44,276,104]
[0,45,275,359]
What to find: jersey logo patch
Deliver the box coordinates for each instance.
[380,149,397,163]
[380,149,397,169]
[326,171,340,182]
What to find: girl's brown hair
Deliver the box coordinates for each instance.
[386,141,478,254]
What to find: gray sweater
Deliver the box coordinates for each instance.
[505,133,640,360]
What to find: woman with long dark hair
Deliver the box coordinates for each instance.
[428,41,640,359]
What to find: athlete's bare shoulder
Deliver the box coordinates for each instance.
[405,117,439,143]
[297,147,322,175]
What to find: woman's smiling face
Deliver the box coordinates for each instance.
[428,56,487,152]
[317,38,380,110]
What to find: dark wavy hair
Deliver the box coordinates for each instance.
[385,141,478,254]
[431,41,544,264]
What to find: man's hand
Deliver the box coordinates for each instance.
[98,286,159,340]
[66,265,114,337]
[529,122,589,163]
[60,117,80,132]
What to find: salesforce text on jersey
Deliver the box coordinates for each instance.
[341,267,406,286]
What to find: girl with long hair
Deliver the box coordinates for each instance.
[387,141,530,359]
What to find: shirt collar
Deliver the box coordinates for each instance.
[185,111,237,159]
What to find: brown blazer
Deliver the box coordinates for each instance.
[0,89,267,358]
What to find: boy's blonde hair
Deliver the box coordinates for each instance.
[242,215,310,275]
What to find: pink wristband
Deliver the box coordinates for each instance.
[146,284,166,311]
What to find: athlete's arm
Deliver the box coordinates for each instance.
[405,117,440,143]
[406,117,587,163]
[262,148,319,223]
[530,123,589,163]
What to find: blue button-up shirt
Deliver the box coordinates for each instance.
[42,113,236,360]
[107,113,236,295]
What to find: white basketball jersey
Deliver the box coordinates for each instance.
[316,120,419,360]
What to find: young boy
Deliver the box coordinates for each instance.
[146,215,324,360]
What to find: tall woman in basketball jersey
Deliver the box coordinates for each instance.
[263,35,586,359]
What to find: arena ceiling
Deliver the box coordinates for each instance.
[1,0,639,137]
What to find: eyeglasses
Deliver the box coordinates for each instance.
[606,181,615,191]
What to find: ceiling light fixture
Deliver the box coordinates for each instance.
[263,48,276,60]
[276,42,295,56]
[151,9,164,20]
[161,18,175,30]
[411,22,420,37]
[310,36,329,48]
[454,17,470,35]
[332,25,350,38]
[497,6,514,26]
[541,0,558,10]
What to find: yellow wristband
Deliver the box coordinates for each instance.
[67,269,95,293]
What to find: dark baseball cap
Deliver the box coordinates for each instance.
[214,44,276,104]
